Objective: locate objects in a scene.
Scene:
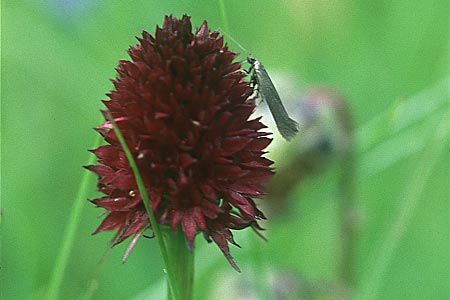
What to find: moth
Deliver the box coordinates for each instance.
[247,56,299,141]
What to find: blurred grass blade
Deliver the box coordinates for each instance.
[358,110,444,178]
[46,135,102,300]
[356,77,449,177]
[356,76,449,154]
[357,114,447,300]
[80,279,99,300]
[390,77,448,133]
[217,0,230,32]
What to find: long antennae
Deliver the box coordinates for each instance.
[218,28,249,54]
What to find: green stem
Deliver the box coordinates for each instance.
[357,115,447,300]
[164,226,195,300]
[338,145,356,299]
[46,135,102,300]
[217,0,230,33]
[335,94,356,299]
[106,113,180,300]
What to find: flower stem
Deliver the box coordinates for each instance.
[338,146,356,299]
[337,101,356,299]
[217,0,230,33]
[106,113,180,300]
[46,135,102,300]
[164,226,195,300]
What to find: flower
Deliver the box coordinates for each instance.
[86,15,273,271]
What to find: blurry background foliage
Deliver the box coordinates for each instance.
[2,0,448,299]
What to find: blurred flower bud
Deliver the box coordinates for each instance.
[265,87,353,213]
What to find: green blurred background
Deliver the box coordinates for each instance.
[2,1,448,299]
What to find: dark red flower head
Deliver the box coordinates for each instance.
[87,15,273,271]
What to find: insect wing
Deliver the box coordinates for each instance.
[253,60,299,141]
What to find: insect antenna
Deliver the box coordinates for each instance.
[218,28,250,55]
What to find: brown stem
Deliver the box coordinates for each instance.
[338,146,356,298]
